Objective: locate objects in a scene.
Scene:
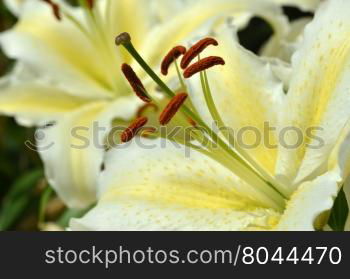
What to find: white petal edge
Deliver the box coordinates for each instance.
[37,96,142,208]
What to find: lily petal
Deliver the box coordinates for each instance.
[70,139,280,230]
[140,0,289,68]
[0,0,122,98]
[265,0,321,11]
[0,82,94,126]
[4,0,26,15]
[261,18,312,62]
[276,0,350,186]
[276,170,340,230]
[37,96,141,208]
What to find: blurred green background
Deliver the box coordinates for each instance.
[0,1,45,231]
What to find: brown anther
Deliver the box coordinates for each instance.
[115,32,131,46]
[121,117,148,143]
[183,56,225,78]
[161,46,187,76]
[180,38,218,69]
[121,63,151,103]
[86,0,94,9]
[159,93,188,125]
[43,0,61,21]
[137,103,158,117]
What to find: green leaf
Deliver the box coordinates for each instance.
[328,187,349,231]
[0,169,43,230]
[38,186,53,225]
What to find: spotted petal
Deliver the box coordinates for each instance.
[275,0,350,189]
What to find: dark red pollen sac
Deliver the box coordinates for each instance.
[183,56,225,78]
[86,0,95,9]
[42,0,61,21]
[159,93,188,125]
[180,38,218,69]
[121,63,151,103]
[161,46,187,76]
[121,117,148,143]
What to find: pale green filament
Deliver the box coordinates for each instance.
[199,61,286,196]
[174,59,187,91]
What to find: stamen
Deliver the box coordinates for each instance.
[42,0,61,21]
[180,38,218,69]
[115,32,131,46]
[121,117,148,143]
[121,63,151,103]
[159,93,188,125]
[161,46,187,76]
[183,56,225,78]
[137,103,158,117]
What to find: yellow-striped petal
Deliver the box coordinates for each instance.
[70,139,280,230]
[0,82,94,126]
[276,0,350,188]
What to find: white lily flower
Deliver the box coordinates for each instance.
[0,0,289,208]
[71,0,350,230]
